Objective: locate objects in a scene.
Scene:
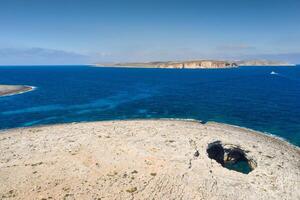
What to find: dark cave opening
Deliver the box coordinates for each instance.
[207,141,255,174]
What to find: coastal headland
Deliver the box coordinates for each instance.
[0,85,34,97]
[94,60,293,69]
[0,120,299,199]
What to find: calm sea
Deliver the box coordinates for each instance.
[0,65,299,146]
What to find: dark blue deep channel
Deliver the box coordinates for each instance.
[0,65,299,146]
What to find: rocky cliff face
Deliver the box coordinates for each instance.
[158,60,238,69]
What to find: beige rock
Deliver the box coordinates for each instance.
[0,120,299,199]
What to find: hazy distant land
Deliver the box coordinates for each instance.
[0,85,34,97]
[94,60,294,69]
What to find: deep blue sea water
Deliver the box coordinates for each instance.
[0,65,299,146]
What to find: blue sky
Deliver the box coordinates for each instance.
[0,0,300,64]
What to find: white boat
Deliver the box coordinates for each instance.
[270,71,278,75]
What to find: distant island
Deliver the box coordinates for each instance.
[94,60,294,69]
[0,85,34,97]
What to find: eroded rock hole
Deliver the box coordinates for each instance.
[207,141,224,165]
[207,141,255,174]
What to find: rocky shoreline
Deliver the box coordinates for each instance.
[0,85,34,97]
[0,119,299,199]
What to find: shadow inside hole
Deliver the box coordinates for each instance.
[207,141,254,174]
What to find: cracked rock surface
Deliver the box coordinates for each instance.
[0,120,299,200]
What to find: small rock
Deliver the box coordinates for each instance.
[166,139,175,143]
[126,187,137,193]
[150,172,157,176]
[194,150,199,157]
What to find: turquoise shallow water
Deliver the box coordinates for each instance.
[0,65,299,146]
